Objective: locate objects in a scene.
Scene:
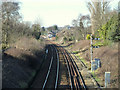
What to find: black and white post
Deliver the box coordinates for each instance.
[90,34,93,72]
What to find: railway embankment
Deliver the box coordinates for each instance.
[2,37,46,88]
[58,40,119,88]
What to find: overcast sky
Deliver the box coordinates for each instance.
[19,0,119,27]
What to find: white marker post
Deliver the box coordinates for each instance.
[45,49,48,59]
[46,49,48,54]
[105,72,110,88]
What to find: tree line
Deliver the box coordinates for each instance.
[1,2,42,49]
[71,0,119,44]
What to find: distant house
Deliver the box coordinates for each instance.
[63,25,71,30]
[48,33,53,38]
[40,35,46,39]
[47,30,56,39]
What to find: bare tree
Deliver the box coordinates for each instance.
[2,1,33,46]
[72,19,77,27]
[87,0,111,34]
[34,16,42,26]
[0,2,2,42]
[77,14,91,39]
[2,2,21,45]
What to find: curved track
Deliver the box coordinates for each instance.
[30,43,86,89]
[57,46,86,89]
[42,45,59,89]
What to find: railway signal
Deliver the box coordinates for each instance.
[90,34,93,72]
[92,46,99,48]
[95,38,100,40]
[90,34,100,72]
[92,60,98,71]
[95,58,101,68]
[92,58,101,71]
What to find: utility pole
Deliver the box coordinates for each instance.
[90,34,93,72]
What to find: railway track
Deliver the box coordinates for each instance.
[30,43,86,89]
[42,45,59,89]
[57,46,86,89]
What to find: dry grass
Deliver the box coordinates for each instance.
[3,36,46,88]
[64,40,119,88]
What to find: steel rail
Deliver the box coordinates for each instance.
[42,45,60,90]
[42,45,53,90]
[44,42,86,89]
[65,49,87,89]
[53,43,86,89]
[59,46,73,89]
[63,48,80,89]
[55,44,80,89]
[52,45,59,89]
[70,50,101,89]
[72,53,87,68]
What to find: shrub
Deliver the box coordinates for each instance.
[72,51,80,54]
[86,34,90,40]
[56,35,58,40]
[63,37,67,41]
[68,36,75,41]
[98,14,120,42]
[2,43,9,50]
[93,41,104,47]
[32,31,41,40]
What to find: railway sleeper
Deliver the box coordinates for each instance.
[72,76,81,89]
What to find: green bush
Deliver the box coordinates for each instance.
[86,34,90,40]
[93,41,104,47]
[68,36,75,41]
[63,37,67,41]
[33,31,41,40]
[2,43,9,50]
[98,14,120,42]
[72,51,80,54]
[56,35,58,40]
